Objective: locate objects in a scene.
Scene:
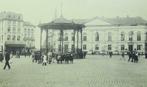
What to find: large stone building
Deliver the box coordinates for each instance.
[43,17,147,54]
[0,11,35,54]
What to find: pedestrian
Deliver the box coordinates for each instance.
[145,52,147,59]
[128,51,132,62]
[134,51,139,63]
[83,51,87,58]
[3,50,11,70]
[109,51,113,58]
[42,53,47,66]
[121,52,125,60]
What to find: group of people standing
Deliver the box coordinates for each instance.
[32,51,75,66]
[127,49,139,63]
[108,49,139,63]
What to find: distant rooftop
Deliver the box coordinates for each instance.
[24,21,35,27]
[73,16,147,26]
[0,11,23,21]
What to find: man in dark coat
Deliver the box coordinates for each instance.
[3,51,11,70]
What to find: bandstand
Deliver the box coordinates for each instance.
[38,17,85,58]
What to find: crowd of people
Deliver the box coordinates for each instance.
[32,51,76,66]
[108,49,140,63]
[0,48,146,70]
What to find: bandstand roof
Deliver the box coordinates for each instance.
[38,17,85,30]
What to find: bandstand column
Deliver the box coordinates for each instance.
[76,30,79,53]
[73,29,76,53]
[46,29,49,55]
[40,29,43,51]
[60,29,64,54]
[80,29,83,52]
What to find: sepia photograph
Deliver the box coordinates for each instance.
[0,0,147,87]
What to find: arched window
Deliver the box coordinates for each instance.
[7,35,11,40]
[12,35,16,40]
[108,32,112,41]
[129,31,133,41]
[17,36,20,41]
[95,32,99,41]
[121,32,125,41]
[137,31,141,41]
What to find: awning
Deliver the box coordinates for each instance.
[5,41,26,48]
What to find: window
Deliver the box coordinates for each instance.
[108,32,112,41]
[72,36,75,41]
[121,45,125,50]
[129,31,133,41]
[137,45,142,50]
[71,44,75,51]
[64,44,68,52]
[83,44,87,50]
[58,45,61,51]
[12,35,16,40]
[7,27,11,32]
[83,36,87,41]
[17,36,20,41]
[108,45,111,50]
[137,31,141,41]
[7,35,11,40]
[95,32,99,41]
[121,32,125,41]
[95,44,99,50]
[64,36,68,41]
[13,27,16,33]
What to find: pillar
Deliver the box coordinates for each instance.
[80,29,83,52]
[73,29,76,53]
[76,29,79,53]
[46,29,49,55]
[60,29,64,54]
[40,29,43,51]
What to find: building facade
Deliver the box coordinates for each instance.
[44,17,147,54]
[0,11,35,54]
[23,21,35,53]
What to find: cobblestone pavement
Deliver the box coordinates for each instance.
[0,55,147,87]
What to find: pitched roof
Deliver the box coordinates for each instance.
[85,17,111,26]
[51,16,73,23]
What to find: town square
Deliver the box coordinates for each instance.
[0,0,147,87]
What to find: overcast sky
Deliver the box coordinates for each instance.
[0,0,146,49]
[0,0,147,25]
